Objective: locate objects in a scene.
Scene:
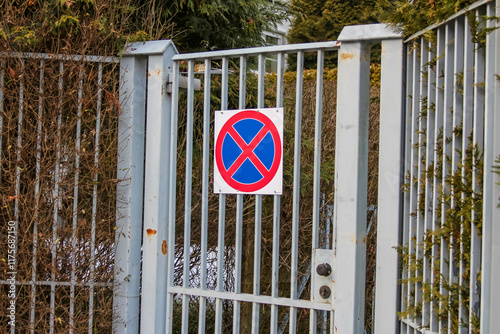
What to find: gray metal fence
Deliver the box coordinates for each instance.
[397,0,500,333]
[0,52,119,333]
[114,26,404,334]
[2,3,499,333]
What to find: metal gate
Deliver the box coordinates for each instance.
[113,25,405,334]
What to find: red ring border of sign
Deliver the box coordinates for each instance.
[214,108,283,194]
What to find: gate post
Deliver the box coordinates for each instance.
[481,1,500,331]
[113,40,178,334]
[373,37,404,334]
[113,46,147,333]
[334,32,371,334]
[335,24,402,334]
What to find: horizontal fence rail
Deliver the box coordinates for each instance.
[401,0,499,333]
[0,52,119,333]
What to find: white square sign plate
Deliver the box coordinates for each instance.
[213,108,284,195]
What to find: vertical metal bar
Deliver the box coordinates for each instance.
[322,198,329,334]
[270,52,284,334]
[221,57,229,111]
[440,22,455,333]
[408,43,420,326]
[401,41,414,334]
[373,37,404,334]
[334,39,370,334]
[469,8,485,334]
[113,53,147,334]
[11,58,24,334]
[330,199,335,332]
[214,195,226,333]
[88,63,103,333]
[257,53,265,109]
[14,58,24,223]
[198,58,212,334]
[422,38,436,329]
[251,53,266,334]
[325,198,333,333]
[181,60,195,334]
[459,17,474,334]
[289,50,304,334]
[50,61,64,334]
[309,49,325,333]
[252,196,262,333]
[430,26,446,333]
[448,17,465,333]
[238,56,247,108]
[233,56,246,334]
[31,59,44,333]
[215,56,229,334]
[166,60,180,334]
[415,37,428,327]
[481,1,500,332]
[69,65,84,334]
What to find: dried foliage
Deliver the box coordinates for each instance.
[0,56,119,332]
[0,0,177,55]
[0,0,289,56]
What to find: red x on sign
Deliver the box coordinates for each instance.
[224,123,272,177]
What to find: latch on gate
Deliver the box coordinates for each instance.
[312,249,335,305]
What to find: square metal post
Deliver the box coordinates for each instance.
[334,38,371,334]
[139,41,178,334]
[481,1,500,332]
[113,40,178,334]
[113,54,147,334]
[336,24,402,334]
[374,38,404,334]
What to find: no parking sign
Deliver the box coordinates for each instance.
[214,108,284,195]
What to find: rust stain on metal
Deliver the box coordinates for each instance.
[162,240,167,255]
[146,228,157,236]
[362,236,366,244]
[156,68,161,76]
[340,52,355,60]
